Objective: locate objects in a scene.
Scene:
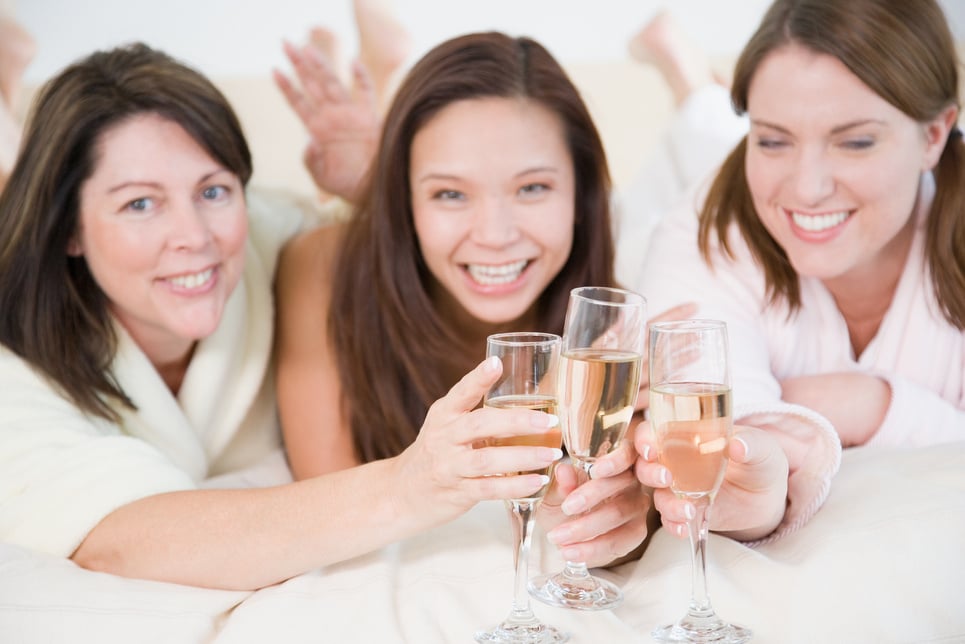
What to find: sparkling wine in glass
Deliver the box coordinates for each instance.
[474,332,569,644]
[530,286,646,611]
[649,319,751,643]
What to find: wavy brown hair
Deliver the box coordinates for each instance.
[330,32,616,463]
[698,0,964,328]
[0,43,252,421]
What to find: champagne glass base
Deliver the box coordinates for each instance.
[528,572,623,611]
[474,614,570,644]
[652,614,752,643]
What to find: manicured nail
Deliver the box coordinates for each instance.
[657,467,671,486]
[735,435,750,460]
[675,524,687,538]
[541,448,564,462]
[531,413,559,428]
[561,493,587,516]
[484,356,501,373]
[683,503,696,520]
[641,444,652,461]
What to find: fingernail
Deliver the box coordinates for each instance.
[657,467,670,486]
[547,526,571,544]
[641,444,652,461]
[541,448,564,462]
[484,356,501,373]
[675,524,687,538]
[531,413,559,428]
[561,493,587,516]
[536,475,551,487]
[683,503,695,520]
[735,435,750,460]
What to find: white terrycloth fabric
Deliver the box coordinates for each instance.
[5,443,961,643]
[0,188,313,558]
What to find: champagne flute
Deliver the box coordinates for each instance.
[474,332,569,644]
[530,286,646,611]
[649,319,751,643]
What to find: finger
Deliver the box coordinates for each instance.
[558,519,646,566]
[651,488,694,525]
[272,68,314,126]
[649,302,698,325]
[464,473,551,502]
[303,43,349,104]
[542,461,579,511]
[462,444,562,479]
[588,440,634,479]
[349,58,378,109]
[428,357,502,421]
[634,457,671,489]
[562,469,638,517]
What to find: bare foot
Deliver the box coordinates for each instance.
[353,0,411,107]
[0,98,21,191]
[628,10,720,106]
[0,16,36,110]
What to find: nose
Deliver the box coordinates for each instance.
[169,199,213,251]
[469,196,521,248]
[790,147,835,206]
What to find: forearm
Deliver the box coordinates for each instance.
[72,457,419,590]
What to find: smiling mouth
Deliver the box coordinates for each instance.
[789,210,852,233]
[465,259,530,286]
[167,267,214,289]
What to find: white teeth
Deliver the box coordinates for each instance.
[790,211,850,232]
[466,259,528,285]
[169,268,214,289]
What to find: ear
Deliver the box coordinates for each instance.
[922,103,959,171]
[66,233,83,257]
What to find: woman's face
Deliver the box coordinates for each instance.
[745,43,953,289]
[409,97,575,327]
[72,113,248,366]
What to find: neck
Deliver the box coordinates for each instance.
[822,217,915,358]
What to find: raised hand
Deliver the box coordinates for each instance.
[392,357,564,526]
[539,438,653,568]
[635,421,788,542]
[273,39,380,203]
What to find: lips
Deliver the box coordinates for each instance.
[465,259,530,286]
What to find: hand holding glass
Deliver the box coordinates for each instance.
[530,286,646,611]
[474,332,569,644]
[649,320,751,643]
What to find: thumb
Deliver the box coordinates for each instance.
[430,356,502,419]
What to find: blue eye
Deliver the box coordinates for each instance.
[125,197,153,212]
[202,185,228,200]
[433,189,464,201]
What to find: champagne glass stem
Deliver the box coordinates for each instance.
[509,499,537,617]
[686,496,714,617]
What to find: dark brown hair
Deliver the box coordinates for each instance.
[330,32,616,462]
[698,0,964,327]
[0,43,252,421]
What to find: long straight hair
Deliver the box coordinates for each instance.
[330,32,616,462]
[0,43,252,420]
[698,0,964,328]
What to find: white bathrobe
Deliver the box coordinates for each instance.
[0,189,311,558]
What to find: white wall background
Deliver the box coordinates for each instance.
[16,0,964,84]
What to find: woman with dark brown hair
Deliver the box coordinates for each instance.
[276,32,656,568]
[637,0,963,545]
[0,42,578,591]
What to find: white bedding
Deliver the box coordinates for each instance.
[3,442,963,644]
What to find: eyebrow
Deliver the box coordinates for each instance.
[750,118,887,135]
[416,166,560,184]
[106,169,231,194]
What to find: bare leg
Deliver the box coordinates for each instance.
[0,15,36,111]
[627,10,723,107]
[352,0,410,108]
